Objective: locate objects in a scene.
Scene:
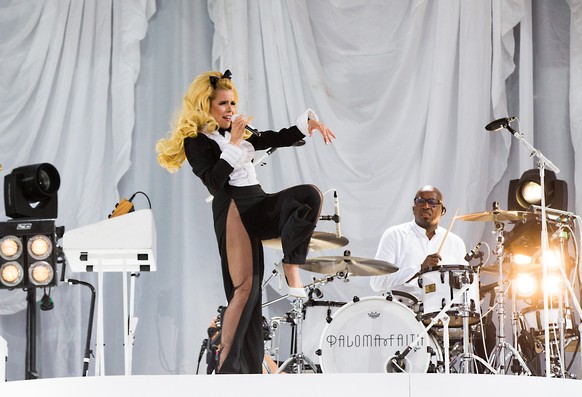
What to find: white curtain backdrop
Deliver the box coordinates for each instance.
[0,0,580,380]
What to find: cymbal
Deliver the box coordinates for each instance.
[455,209,535,223]
[300,255,398,277]
[262,231,349,251]
[479,262,542,275]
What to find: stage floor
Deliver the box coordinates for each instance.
[0,373,580,397]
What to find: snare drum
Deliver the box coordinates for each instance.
[522,304,575,341]
[317,296,440,373]
[419,265,481,327]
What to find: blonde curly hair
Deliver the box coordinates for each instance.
[156,71,239,173]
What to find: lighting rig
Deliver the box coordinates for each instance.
[1,163,63,379]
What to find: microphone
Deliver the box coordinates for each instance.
[318,190,341,237]
[231,114,261,137]
[334,190,341,238]
[485,117,516,132]
[464,242,482,262]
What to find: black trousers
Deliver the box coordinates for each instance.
[212,184,321,374]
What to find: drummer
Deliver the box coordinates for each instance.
[370,185,467,299]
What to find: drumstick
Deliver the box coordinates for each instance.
[436,208,459,256]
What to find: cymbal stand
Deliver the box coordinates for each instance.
[276,296,319,374]
[487,220,531,375]
[552,218,582,378]
[457,277,489,373]
[275,276,335,374]
[261,263,280,290]
[443,270,495,374]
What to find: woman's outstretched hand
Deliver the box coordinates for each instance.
[308,119,336,144]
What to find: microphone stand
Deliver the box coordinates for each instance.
[497,119,560,377]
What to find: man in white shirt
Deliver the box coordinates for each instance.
[370,185,467,299]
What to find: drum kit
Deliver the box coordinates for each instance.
[201,203,580,377]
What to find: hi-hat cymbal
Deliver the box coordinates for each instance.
[300,255,398,276]
[262,232,349,251]
[455,209,535,223]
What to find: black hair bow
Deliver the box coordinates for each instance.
[209,70,232,88]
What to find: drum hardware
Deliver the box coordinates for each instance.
[388,285,472,374]
[490,118,563,377]
[486,218,532,375]
[510,218,582,378]
[418,265,481,328]
[552,219,582,378]
[300,250,398,277]
[274,276,338,374]
[305,274,336,298]
[261,263,280,290]
[275,296,319,374]
[450,285,497,374]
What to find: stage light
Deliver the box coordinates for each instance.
[541,250,561,270]
[0,262,24,287]
[511,253,532,265]
[4,163,60,219]
[28,235,52,260]
[515,273,538,298]
[28,261,54,286]
[542,274,562,296]
[507,169,568,211]
[0,220,57,289]
[0,235,22,260]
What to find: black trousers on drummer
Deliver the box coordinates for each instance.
[213,184,322,374]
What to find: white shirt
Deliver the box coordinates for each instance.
[370,220,467,298]
[204,109,315,187]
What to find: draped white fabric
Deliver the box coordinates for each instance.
[0,0,579,379]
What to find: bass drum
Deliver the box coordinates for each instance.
[301,300,346,359]
[318,296,438,373]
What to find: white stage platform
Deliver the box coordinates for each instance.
[0,374,580,396]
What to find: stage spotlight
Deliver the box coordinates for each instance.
[4,163,60,219]
[515,273,537,298]
[0,220,57,289]
[0,235,23,260]
[541,250,561,270]
[507,169,567,211]
[542,274,562,296]
[28,261,54,286]
[511,254,532,265]
[0,262,24,287]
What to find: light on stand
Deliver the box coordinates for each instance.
[4,163,60,219]
[515,273,538,298]
[0,235,22,259]
[541,249,561,270]
[2,163,62,380]
[0,262,24,287]
[488,116,574,377]
[511,254,532,265]
[542,274,562,297]
[0,224,59,289]
[508,169,568,211]
[28,261,54,286]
